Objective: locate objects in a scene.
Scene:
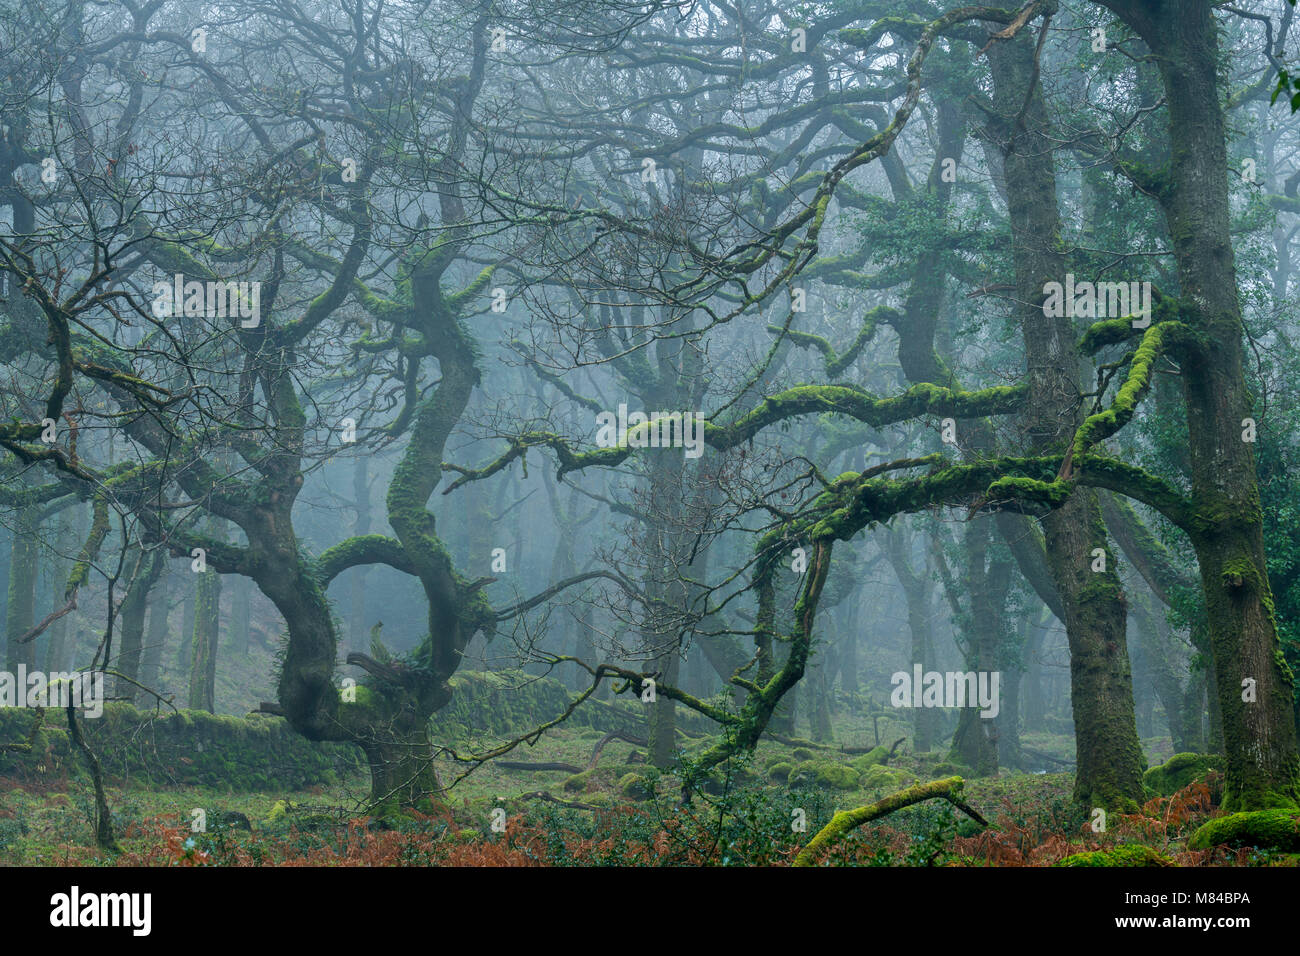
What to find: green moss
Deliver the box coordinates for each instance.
[858,764,914,792]
[764,752,792,771]
[343,684,377,708]
[429,670,637,741]
[930,761,970,777]
[789,759,860,790]
[1188,809,1300,851]
[1143,752,1222,797]
[850,745,890,772]
[767,761,794,782]
[619,773,652,800]
[563,770,594,792]
[1056,845,1175,867]
[0,704,361,791]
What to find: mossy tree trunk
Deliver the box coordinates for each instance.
[1023,617,1046,734]
[982,32,1146,809]
[948,522,1009,777]
[188,538,222,714]
[887,525,940,753]
[542,468,584,692]
[641,430,688,765]
[1205,651,1225,755]
[43,501,82,673]
[874,91,1018,776]
[139,566,170,695]
[94,20,502,814]
[229,575,251,657]
[4,499,39,672]
[840,586,859,697]
[352,681,445,812]
[347,456,370,656]
[637,311,707,767]
[115,549,163,702]
[178,575,195,676]
[1098,0,1300,809]
[1000,614,1027,770]
[810,646,834,743]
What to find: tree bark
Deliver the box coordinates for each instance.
[115,550,163,702]
[139,566,170,695]
[4,500,39,671]
[1097,0,1300,808]
[982,30,1146,808]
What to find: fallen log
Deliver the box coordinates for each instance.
[793,776,988,867]
[587,729,647,769]
[840,737,906,760]
[517,790,605,811]
[1020,746,1074,767]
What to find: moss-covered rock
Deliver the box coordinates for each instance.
[696,773,727,796]
[768,761,794,782]
[1188,809,1300,851]
[562,770,595,792]
[789,759,859,790]
[850,746,891,773]
[764,752,791,771]
[1143,752,1222,797]
[1056,845,1175,867]
[619,773,652,800]
[859,764,914,792]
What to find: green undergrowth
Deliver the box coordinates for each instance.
[0,703,1261,866]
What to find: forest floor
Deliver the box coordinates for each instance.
[0,706,1284,866]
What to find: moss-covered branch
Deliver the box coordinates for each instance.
[445,381,1027,486]
[770,304,897,379]
[792,775,986,866]
[316,534,418,584]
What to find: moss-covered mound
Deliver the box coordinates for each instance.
[849,746,891,773]
[788,759,859,790]
[1143,752,1221,797]
[562,770,595,792]
[1056,845,1175,867]
[767,761,794,782]
[619,772,653,800]
[1188,809,1300,851]
[858,764,916,792]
